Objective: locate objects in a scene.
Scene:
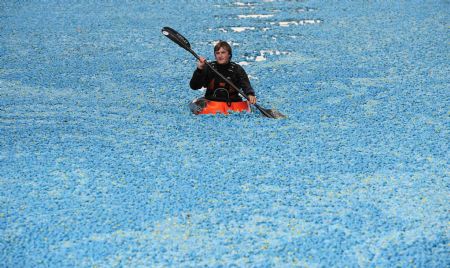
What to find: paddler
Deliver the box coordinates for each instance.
[189,41,257,115]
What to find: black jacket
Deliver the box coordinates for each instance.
[189,61,255,102]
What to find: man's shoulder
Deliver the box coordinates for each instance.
[229,61,244,70]
[230,62,248,74]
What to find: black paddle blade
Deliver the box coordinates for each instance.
[254,103,286,119]
[161,27,191,50]
[261,108,287,119]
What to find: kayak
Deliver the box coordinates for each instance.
[189,97,250,115]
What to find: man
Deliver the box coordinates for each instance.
[189,41,257,115]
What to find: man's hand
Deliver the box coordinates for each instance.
[248,95,257,104]
[197,57,206,70]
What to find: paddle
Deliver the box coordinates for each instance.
[161,26,286,119]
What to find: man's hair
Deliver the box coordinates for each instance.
[214,41,232,59]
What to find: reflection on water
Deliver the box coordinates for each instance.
[272,19,322,27]
[237,14,274,19]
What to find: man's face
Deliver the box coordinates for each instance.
[215,47,230,64]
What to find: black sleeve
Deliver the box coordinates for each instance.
[236,65,255,96]
[190,68,208,90]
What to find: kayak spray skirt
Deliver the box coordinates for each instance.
[189,97,250,115]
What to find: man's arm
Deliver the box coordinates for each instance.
[190,68,207,89]
[189,57,208,90]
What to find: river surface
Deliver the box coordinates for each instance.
[1,1,448,267]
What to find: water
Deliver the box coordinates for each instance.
[1,0,449,267]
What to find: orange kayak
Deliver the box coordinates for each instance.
[189,98,250,115]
